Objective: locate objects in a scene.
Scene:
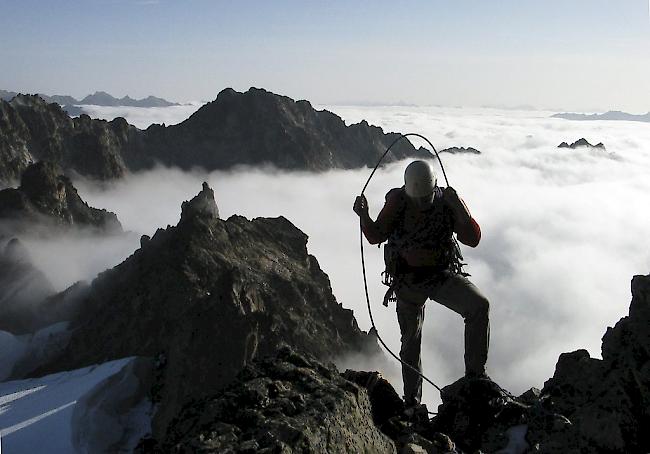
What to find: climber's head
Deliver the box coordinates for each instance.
[404,160,437,209]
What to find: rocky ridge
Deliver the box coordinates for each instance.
[35,183,379,440]
[0,88,430,184]
[0,94,138,182]
[150,273,650,453]
[0,161,122,234]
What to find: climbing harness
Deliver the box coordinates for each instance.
[359,133,456,395]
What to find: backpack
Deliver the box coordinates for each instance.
[380,188,468,306]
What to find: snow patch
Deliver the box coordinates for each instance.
[0,357,151,454]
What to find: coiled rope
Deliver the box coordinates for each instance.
[359,133,450,395]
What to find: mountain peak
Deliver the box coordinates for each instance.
[0,161,122,233]
[180,181,220,222]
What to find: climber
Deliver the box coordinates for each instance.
[353,160,490,407]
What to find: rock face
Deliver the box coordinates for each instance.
[540,274,650,453]
[158,348,396,454]
[558,138,606,151]
[143,87,429,171]
[0,88,430,184]
[0,161,122,234]
[0,238,55,333]
[36,183,379,440]
[0,95,137,182]
[428,273,650,453]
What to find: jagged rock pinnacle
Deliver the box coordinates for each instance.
[179,182,219,222]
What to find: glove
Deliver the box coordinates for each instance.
[442,187,463,211]
[443,186,472,223]
[353,195,369,218]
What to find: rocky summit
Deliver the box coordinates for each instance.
[35,183,379,440]
[142,87,430,171]
[0,161,122,235]
[0,88,430,184]
[144,273,650,453]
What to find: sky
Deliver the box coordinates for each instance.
[1,0,649,111]
[6,103,648,409]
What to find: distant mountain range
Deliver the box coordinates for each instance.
[552,111,650,123]
[0,89,179,108]
[0,87,431,184]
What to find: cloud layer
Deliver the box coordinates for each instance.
[76,103,204,129]
[23,104,650,409]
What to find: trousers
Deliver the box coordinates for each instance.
[395,272,490,404]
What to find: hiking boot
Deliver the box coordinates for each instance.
[403,401,430,423]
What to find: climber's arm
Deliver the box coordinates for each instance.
[354,189,401,245]
[443,187,481,247]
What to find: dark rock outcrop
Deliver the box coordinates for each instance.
[143,87,429,171]
[540,274,650,453]
[427,274,650,453]
[158,348,396,453]
[0,237,91,337]
[0,238,55,333]
[439,146,481,155]
[557,138,606,151]
[0,95,138,182]
[36,183,379,440]
[0,161,122,234]
[0,88,430,184]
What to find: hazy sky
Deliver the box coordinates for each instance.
[1,0,649,111]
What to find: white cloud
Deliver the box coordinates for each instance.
[76,103,204,129]
[16,104,649,411]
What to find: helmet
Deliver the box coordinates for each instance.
[404,160,437,207]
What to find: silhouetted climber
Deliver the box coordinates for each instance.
[353,160,489,408]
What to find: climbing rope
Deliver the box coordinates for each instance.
[359,133,450,395]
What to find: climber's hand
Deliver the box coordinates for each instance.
[442,187,462,210]
[353,195,369,218]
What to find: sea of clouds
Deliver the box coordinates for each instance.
[16,103,650,409]
[76,102,204,129]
